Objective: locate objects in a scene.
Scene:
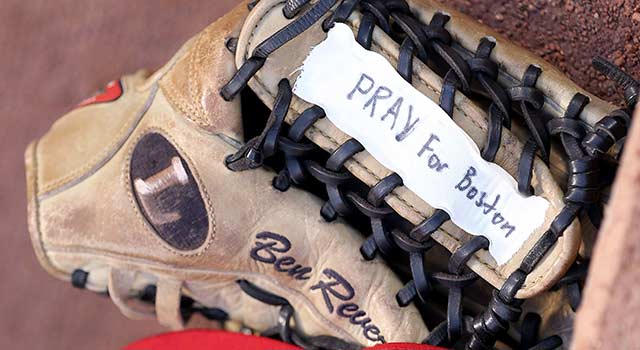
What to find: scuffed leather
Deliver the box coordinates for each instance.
[25,1,429,346]
[160,3,246,142]
[234,0,579,299]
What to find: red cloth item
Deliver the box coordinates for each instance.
[124,330,448,350]
[77,79,123,107]
[367,344,447,350]
[124,330,301,350]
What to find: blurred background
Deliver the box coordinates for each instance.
[0,0,637,349]
[0,1,237,349]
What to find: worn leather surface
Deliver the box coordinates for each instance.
[25,2,428,346]
[25,1,628,347]
[571,107,640,350]
[232,0,581,299]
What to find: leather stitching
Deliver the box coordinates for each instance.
[39,78,135,194]
[160,37,211,130]
[31,140,68,277]
[244,1,286,62]
[39,79,159,199]
[188,26,208,123]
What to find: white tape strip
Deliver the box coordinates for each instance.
[293,24,550,265]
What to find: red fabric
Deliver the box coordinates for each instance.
[77,79,123,107]
[124,329,302,350]
[366,343,447,349]
[124,330,449,350]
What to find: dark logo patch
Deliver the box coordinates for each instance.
[130,133,209,251]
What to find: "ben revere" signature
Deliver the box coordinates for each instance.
[250,231,386,343]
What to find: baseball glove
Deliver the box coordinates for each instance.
[26,0,637,349]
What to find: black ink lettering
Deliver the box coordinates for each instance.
[272,257,312,280]
[274,256,295,272]
[337,303,359,317]
[455,166,477,191]
[418,134,449,172]
[380,97,403,130]
[287,265,312,280]
[428,154,449,172]
[250,231,290,263]
[336,303,384,343]
[350,311,372,328]
[364,86,393,118]
[347,73,375,100]
[482,194,499,215]
[250,232,312,280]
[395,104,420,141]
[502,223,516,238]
[475,192,487,208]
[418,134,440,156]
[310,269,355,314]
[248,234,387,341]
[492,213,505,225]
[467,187,478,199]
[452,168,518,239]
[364,325,385,343]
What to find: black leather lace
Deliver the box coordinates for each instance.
[70,268,358,349]
[68,1,635,349]
[237,279,360,349]
[69,269,231,325]
[220,0,635,349]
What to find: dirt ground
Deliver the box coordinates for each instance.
[449,0,640,105]
[0,1,638,349]
[0,1,238,349]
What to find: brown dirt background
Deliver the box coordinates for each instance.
[449,0,640,105]
[0,1,637,349]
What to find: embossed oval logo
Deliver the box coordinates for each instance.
[130,133,209,250]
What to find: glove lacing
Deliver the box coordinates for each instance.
[68,1,635,349]
[219,0,634,349]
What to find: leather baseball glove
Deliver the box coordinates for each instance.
[26,0,637,349]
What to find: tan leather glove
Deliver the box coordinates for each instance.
[24,3,430,348]
[26,0,635,349]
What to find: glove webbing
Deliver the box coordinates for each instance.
[220,0,632,348]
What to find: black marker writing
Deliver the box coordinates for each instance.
[311,269,386,343]
[455,167,516,238]
[347,73,420,142]
[249,232,387,343]
[417,133,449,172]
[250,232,312,280]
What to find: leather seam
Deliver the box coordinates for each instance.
[39,78,133,194]
[31,140,68,277]
[244,1,286,62]
[161,79,210,129]
[39,83,158,200]
[187,27,208,124]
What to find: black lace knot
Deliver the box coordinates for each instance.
[71,269,89,289]
[565,157,602,204]
[582,109,631,156]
